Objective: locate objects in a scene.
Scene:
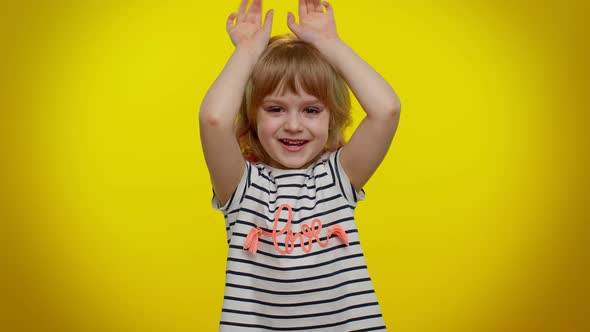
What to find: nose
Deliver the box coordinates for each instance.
[283,111,303,132]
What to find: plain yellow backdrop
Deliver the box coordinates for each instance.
[1,0,588,331]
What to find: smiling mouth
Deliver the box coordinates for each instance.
[279,139,308,151]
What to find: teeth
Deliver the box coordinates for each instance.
[281,139,306,145]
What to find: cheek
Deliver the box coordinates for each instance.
[314,116,331,138]
[257,117,279,139]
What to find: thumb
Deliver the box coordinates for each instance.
[287,12,302,37]
[226,12,237,33]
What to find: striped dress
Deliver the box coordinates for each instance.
[212,149,387,331]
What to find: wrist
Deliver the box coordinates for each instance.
[312,37,346,58]
[235,43,265,62]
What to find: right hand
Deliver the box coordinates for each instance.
[226,0,274,54]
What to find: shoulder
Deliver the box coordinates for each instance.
[324,148,366,205]
[211,160,257,212]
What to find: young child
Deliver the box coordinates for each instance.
[200,0,401,330]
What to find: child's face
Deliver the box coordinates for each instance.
[256,88,330,169]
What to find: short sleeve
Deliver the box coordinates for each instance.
[326,148,366,205]
[211,161,252,213]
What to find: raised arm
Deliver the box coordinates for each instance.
[287,0,401,192]
[200,0,273,205]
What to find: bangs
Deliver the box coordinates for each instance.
[249,37,334,107]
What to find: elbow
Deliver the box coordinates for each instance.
[377,93,402,118]
[366,106,400,125]
[199,106,231,129]
[388,106,401,119]
[381,99,402,119]
[390,97,402,116]
[369,100,401,125]
[200,110,222,127]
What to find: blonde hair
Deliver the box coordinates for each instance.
[235,34,352,164]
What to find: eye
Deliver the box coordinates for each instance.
[304,107,322,114]
[265,106,283,113]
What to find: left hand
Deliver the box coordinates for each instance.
[287,0,340,46]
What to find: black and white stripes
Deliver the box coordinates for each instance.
[212,149,386,331]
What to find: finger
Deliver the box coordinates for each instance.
[305,0,314,14]
[323,1,333,16]
[287,12,302,37]
[299,0,307,17]
[237,0,249,22]
[312,0,323,12]
[262,9,274,35]
[248,0,262,22]
[226,12,237,32]
[253,12,261,25]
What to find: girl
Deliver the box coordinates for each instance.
[200,0,401,330]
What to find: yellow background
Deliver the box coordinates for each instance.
[1,0,588,331]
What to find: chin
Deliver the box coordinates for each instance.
[274,160,308,170]
[276,152,324,170]
[264,142,326,169]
